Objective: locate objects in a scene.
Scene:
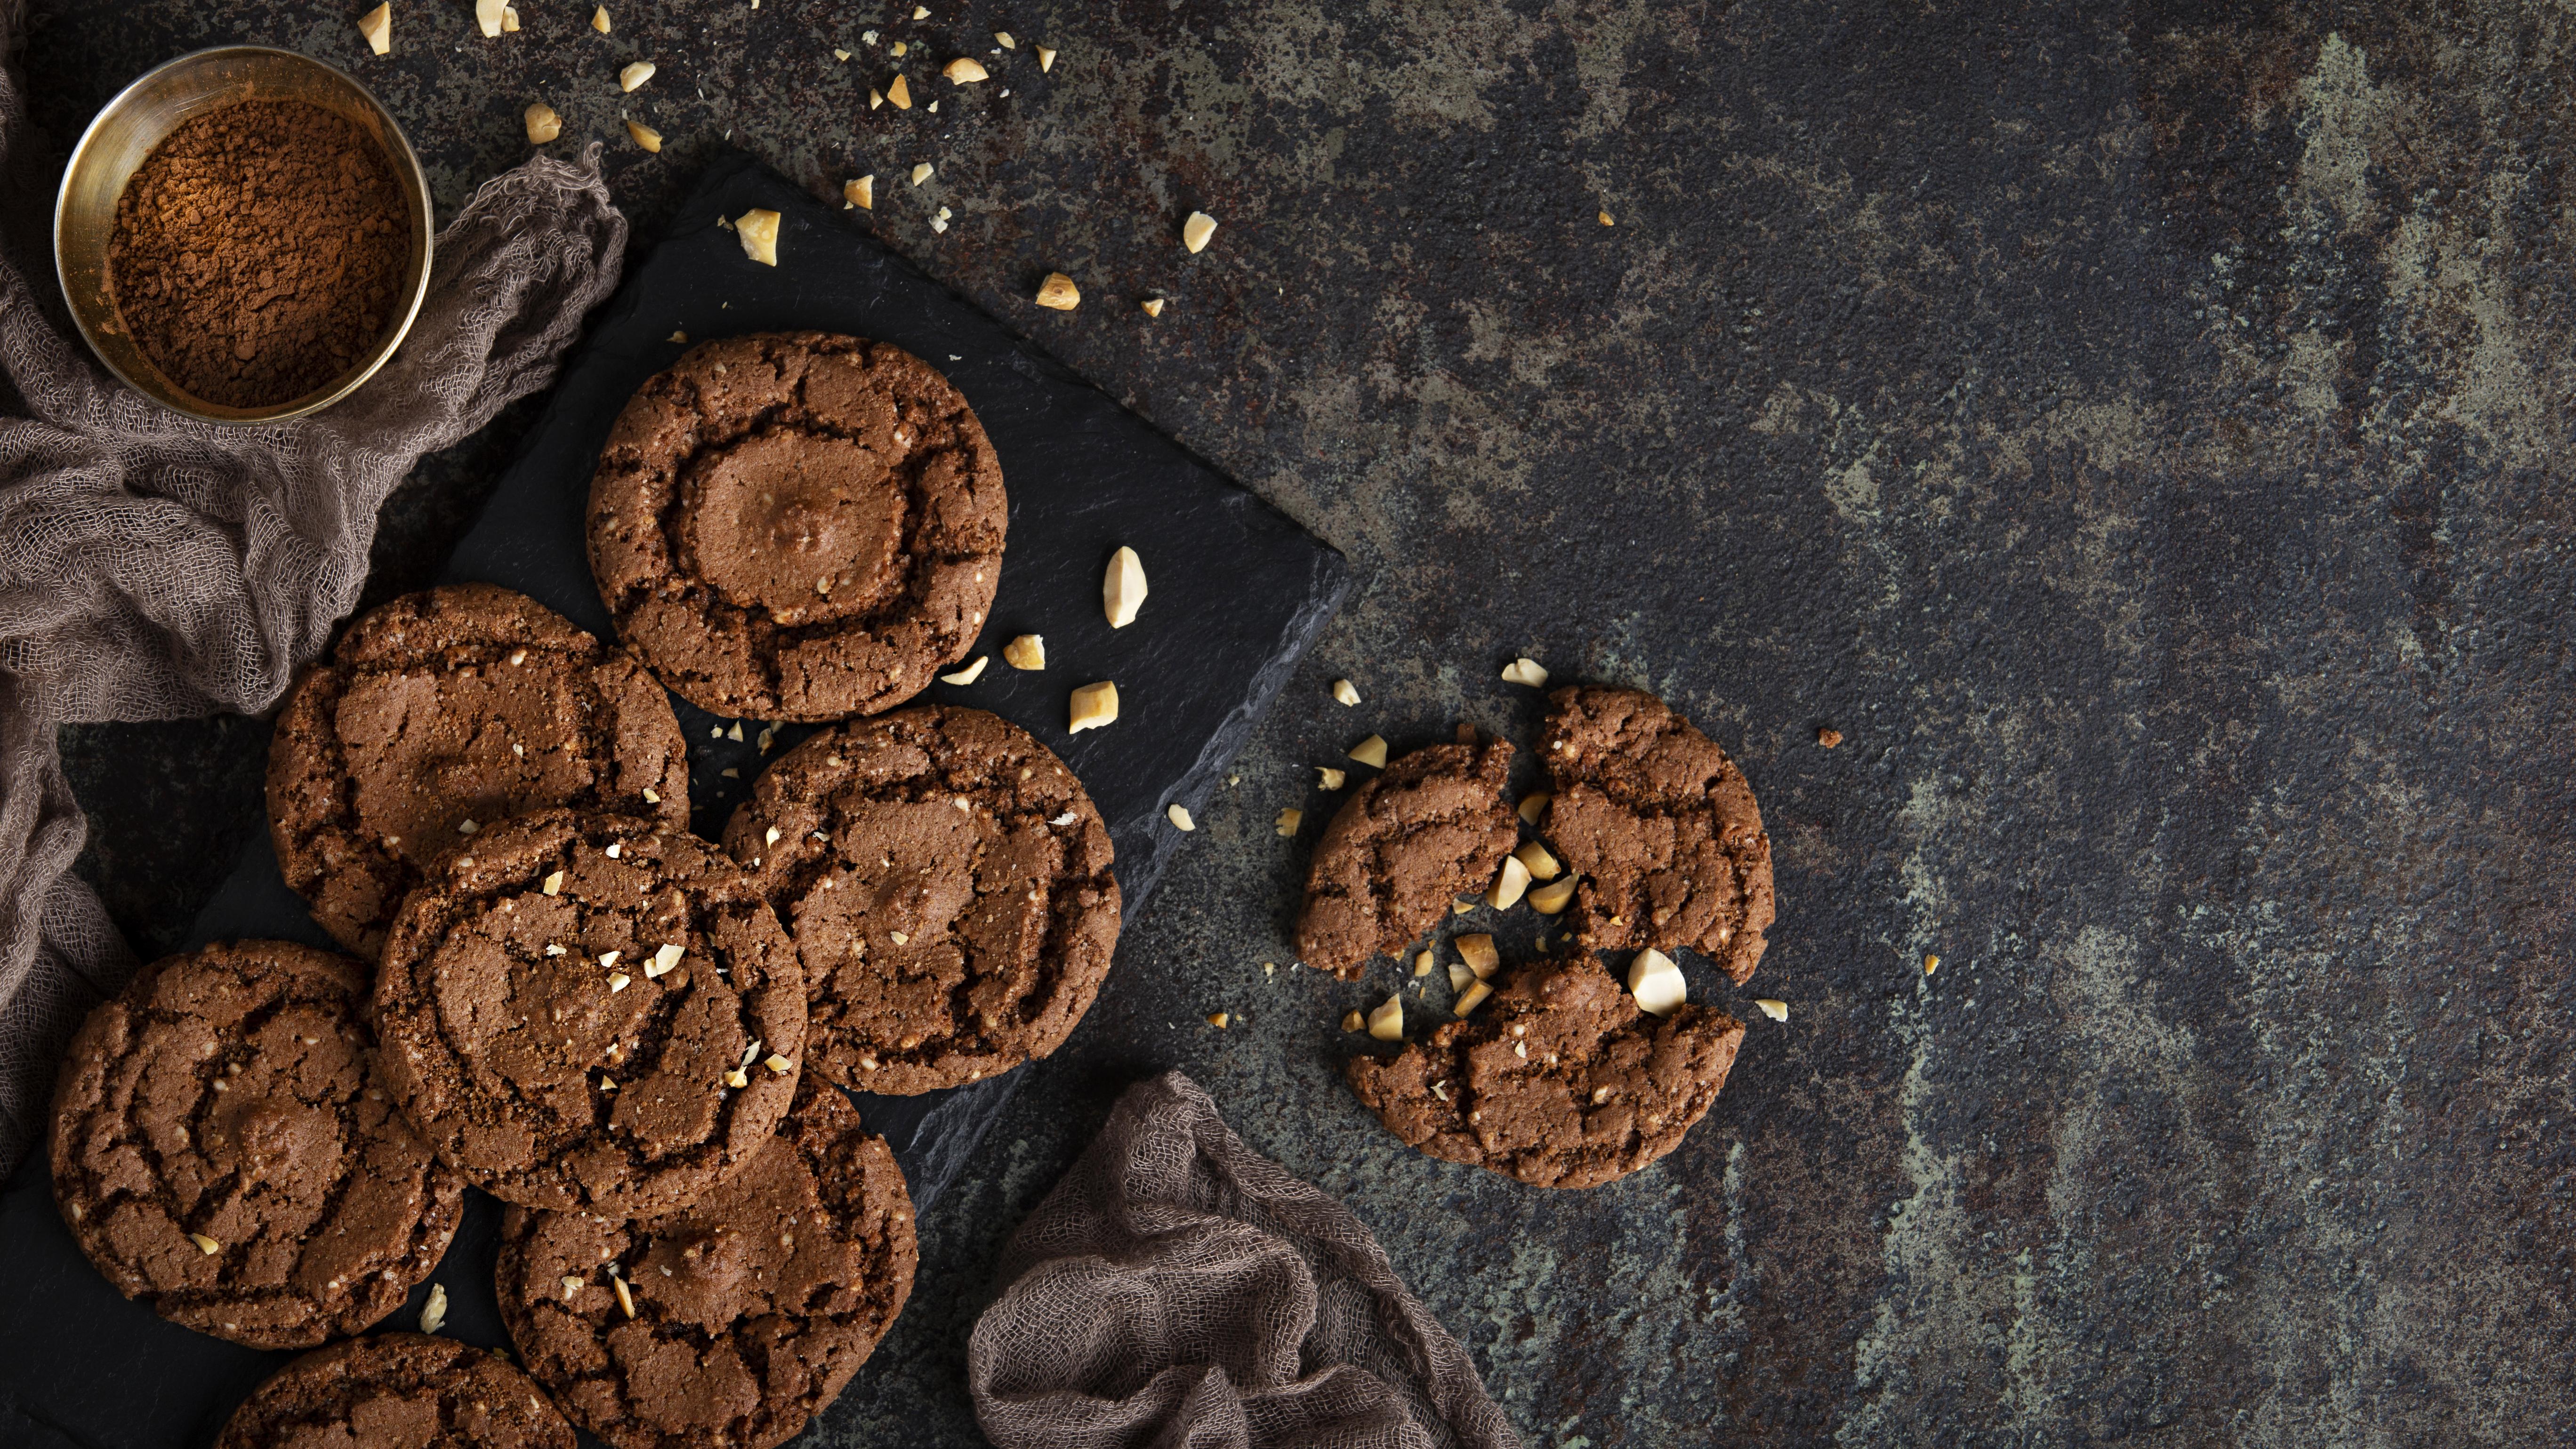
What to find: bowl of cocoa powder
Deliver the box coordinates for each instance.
[53,46,433,423]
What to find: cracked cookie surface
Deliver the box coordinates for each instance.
[1294,725,1516,980]
[49,940,464,1349]
[721,705,1119,1095]
[268,584,690,958]
[588,332,1006,721]
[371,809,805,1216]
[1344,955,1745,1189]
[214,1332,574,1449]
[1541,686,1775,983]
[497,1080,918,1449]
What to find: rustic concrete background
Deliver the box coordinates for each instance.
[32,1,2576,1444]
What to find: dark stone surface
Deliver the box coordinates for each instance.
[32,1,2576,1444]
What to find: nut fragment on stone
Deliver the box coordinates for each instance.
[1037,45,1057,71]
[1366,995,1404,1041]
[1487,854,1532,910]
[1069,681,1119,733]
[1331,678,1360,706]
[1348,734,1388,768]
[1819,726,1843,749]
[358,3,392,55]
[1036,272,1081,310]
[626,119,662,153]
[1142,298,1165,317]
[870,88,885,109]
[1317,767,1346,790]
[1755,998,1789,1022]
[1627,948,1687,1017]
[1104,546,1148,626]
[1456,934,1499,979]
[420,1283,449,1335]
[1207,1012,1228,1029]
[1447,961,1473,991]
[913,4,928,16]
[944,56,989,83]
[1414,950,1435,978]
[1455,980,1493,1015]
[1342,1009,1364,1032]
[1275,807,1302,837]
[1599,210,1616,226]
[1527,876,1576,914]
[735,209,781,265]
[475,0,505,37]
[845,175,875,209]
[996,31,1016,47]
[1181,211,1218,253]
[524,101,562,144]
[503,5,520,31]
[1512,841,1561,882]
[620,61,657,92]
[1923,953,1940,975]
[1517,791,1550,825]
[1500,657,1550,688]
[939,654,988,684]
[888,74,913,109]
[188,1232,222,1256]
[1167,803,1195,832]
[592,5,610,32]
[909,161,934,187]
[1003,634,1046,670]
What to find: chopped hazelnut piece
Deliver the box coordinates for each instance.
[1181,211,1218,253]
[846,175,875,209]
[1003,634,1046,670]
[646,943,684,978]
[592,5,611,33]
[1331,678,1360,706]
[1414,950,1435,978]
[1275,807,1302,837]
[940,654,989,684]
[1347,735,1388,768]
[1141,297,1166,316]
[910,161,934,186]
[996,31,1016,47]
[1819,726,1843,749]
[735,209,781,265]
[765,1054,793,1073]
[419,1283,449,1335]
[870,88,885,109]
[892,40,909,57]
[1923,954,1940,976]
[1513,842,1561,881]
[188,1232,222,1256]
[1755,998,1790,1022]
[1447,961,1472,991]
[1366,994,1404,1041]
[1036,272,1081,310]
[541,870,564,896]
[1207,1012,1228,1029]
[1455,980,1494,1015]
[1487,854,1532,910]
[606,972,631,993]
[620,61,657,92]
[1456,934,1499,978]
[1527,877,1576,914]
[1104,546,1148,626]
[358,3,392,55]
[913,4,929,16]
[1037,45,1056,71]
[1599,210,1616,226]
[1500,657,1549,688]
[888,74,913,108]
[1517,792,1550,824]
[1069,681,1119,733]
[1341,1009,1364,1032]
[626,119,663,153]
[524,101,562,144]
[1167,803,1195,832]
[724,1067,749,1088]
[944,56,989,83]
[1317,767,1346,790]
[1452,896,1477,915]
[475,0,505,37]
[1627,948,1687,1016]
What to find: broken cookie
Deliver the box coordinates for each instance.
[1293,725,1515,980]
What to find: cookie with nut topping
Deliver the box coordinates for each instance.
[588,332,1006,721]
[1294,725,1517,980]
[214,1332,574,1449]
[496,1079,918,1449]
[49,940,464,1349]
[371,809,805,1216]
[721,705,1119,1095]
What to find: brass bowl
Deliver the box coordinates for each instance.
[53,45,434,425]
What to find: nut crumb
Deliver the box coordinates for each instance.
[735,208,781,265]
[1414,950,1435,978]
[913,4,929,16]
[845,175,875,209]
[1317,766,1346,790]
[647,943,684,978]
[188,1232,222,1256]
[892,40,909,57]
[1527,876,1576,914]
[1037,44,1057,71]
[1275,807,1302,836]
[358,2,392,55]
[869,88,885,109]
[1342,1010,1364,1032]
[1104,545,1148,626]
[562,1276,584,1299]
[1207,1012,1228,1029]
[1167,803,1195,832]
[1923,953,1940,976]
[765,1054,793,1073]
[419,1283,449,1335]
[1599,210,1616,225]
[1447,961,1472,991]
[889,74,913,108]
[1627,948,1687,1016]
[1003,635,1046,670]
[996,31,1015,47]
[626,119,662,153]
[1455,980,1494,1015]
[1141,297,1165,316]
[1755,998,1790,1022]
[591,5,610,33]
[1181,211,1218,253]
[1036,272,1081,310]
[1517,791,1550,824]
[1487,854,1532,910]
[1500,657,1549,688]
[612,1274,636,1318]
[620,60,656,92]
[1512,841,1561,881]
[1367,995,1404,1041]
[1456,934,1499,978]
[944,56,989,84]
[606,972,631,992]
[1331,678,1360,706]
[1348,734,1388,768]
[910,161,934,186]
[939,654,989,684]
[1068,681,1119,733]
[524,101,561,144]
[541,870,564,896]
[836,48,851,61]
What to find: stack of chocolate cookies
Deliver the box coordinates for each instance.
[50,335,1121,1447]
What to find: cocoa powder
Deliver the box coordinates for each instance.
[107,98,409,409]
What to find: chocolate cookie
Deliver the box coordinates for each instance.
[1344,955,1746,1189]
[49,941,463,1350]
[1541,686,1775,983]
[268,583,690,957]
[214,1332,575,1449]
[1294,725,1516,980]
[372,810,806,1216]
[719,705,1119,1095]
[588,333,1006,721]
[496,1080,919,1449]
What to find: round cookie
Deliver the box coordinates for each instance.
[372,809,806,1216]
[1344,955,1746,1189]
[1294,725,1516,980]
[588,332,1006,721]
[497,1080,919,1449]
[1539,686,1775,983]
[214,1332,575,1449]
[268,583,690,957]
[719,705,1119,1095]
[49,940,464,1350]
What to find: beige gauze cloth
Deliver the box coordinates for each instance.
[0,11,628,1171]
[970,1071,1523,1449]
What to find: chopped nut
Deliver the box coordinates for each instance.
[996,31,1016,48]
[1207,1012,1228,1029]
[1755,998,1789,1022]
[765,1054,793,1073]
[736,208,781,265]
[1037,45,1056,71]
[1167,803,1195,832]
[626,119,663,153]
[188,1232,222,1256]
[620,60,657,92]
[1627,948,1687,1016]
[870,87,885,109]
[909,161,934,187]
[1069,681,1120,733]
[1181,210,1218,253]
[1414,950,1435,978]
[420,1282,449,1335]
[457,818,480,835]
[647,943,684,978]
[1447,961,1473,991]
[1429,1079,1450,1101]
[1035,272,1081,310]
[1456,934,1500,979]
[1527,877,1577,914]
[1104,545,1148,626]
[939,654,989,685]
[1331,678,1360,706]
[888,73,913,108]
[892,40,910,57]
[1517,792,1551,824]
[541,870,565,896]
[1348,734,1388,768]
[592,5,611,33]
[1317,767,1346,790]
[524,101,562,144]
[1488,854,1532,910]
[606,843,622,858]
[1500,657,1550,688]
[1455,980,1494,1015]
[889,931,909,945]
[1512,841,1561,882]
[1600,210,1615,225]
[1923,953,1940,976]
[502,4,519,31]
[1342,1010,1364,1032]
[358,2,392,55]
[724,1067,749,1088]
[1003,634,1046,670]
[1819,726,1843,749]
[562,1275,585,1299]
[843,175,875,210]
[475,0,505,36]
[606,972,632,992]
[944,56,989,84]
[612,1274,636,1317]
[1366,994,1404,1041]
[913,4,929,16]
[835,47,851,61]
[1453,896,1478,915]
[643,787,662,803]
[1275,807,1302,836]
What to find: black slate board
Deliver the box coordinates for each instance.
[0,148,1349,1449]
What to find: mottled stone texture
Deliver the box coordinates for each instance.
[35,1,2576,1444]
